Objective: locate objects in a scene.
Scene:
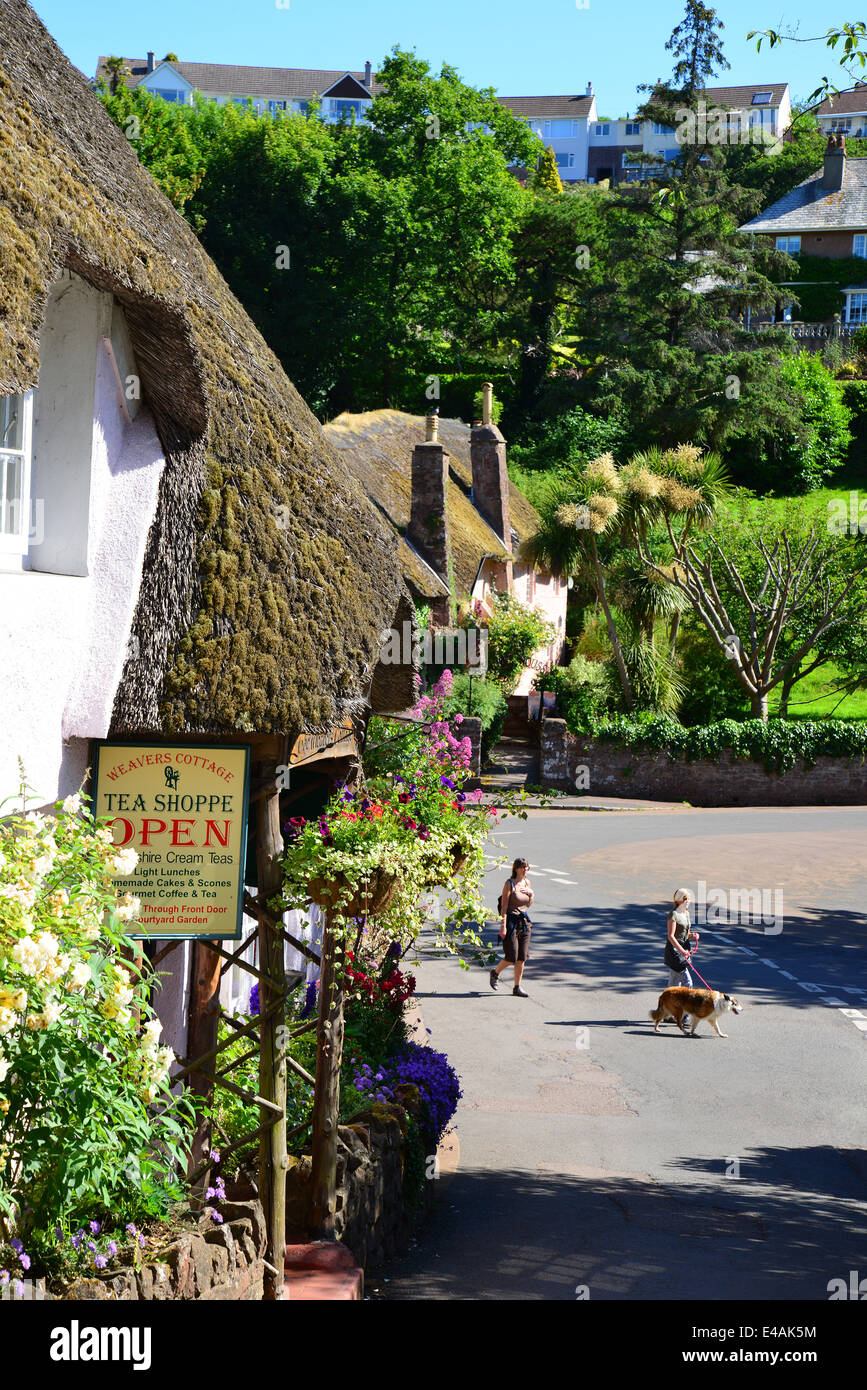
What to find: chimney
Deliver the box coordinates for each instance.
[146,51,156,74]
[822,131,846,191]
[586,81,593,97]
[471,383,513,591]
[407,413,452,622]
[364,60,372,88]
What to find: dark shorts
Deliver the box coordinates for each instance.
[503,912,532,963]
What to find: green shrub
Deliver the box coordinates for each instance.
[589,715,867,773]
[676,625,750,726]
[535,654,611,731]
[441,672,507,762]
[725,351,853,493]
[485,591,556,690]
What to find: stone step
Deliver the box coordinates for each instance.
[283,1240,364,1301]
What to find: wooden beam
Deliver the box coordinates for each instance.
[308,908,345,1239]
[252,735,289,1301]
[185,937,223,1192]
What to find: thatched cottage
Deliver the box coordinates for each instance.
[324,406,567,693]
[0,0,412,805]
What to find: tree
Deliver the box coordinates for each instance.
[532,148,563,195]
[98,83,206,210]
[103,56,131,96]
[748,23,867,107]
[635,526,867,719]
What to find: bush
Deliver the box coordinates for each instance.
[589,715,867,772]
[535,654,611,731]
[508,406,626,478]
[441,672,507,762]
[485,591,556,690]
[725,351,853,493]
[676,625,750,726]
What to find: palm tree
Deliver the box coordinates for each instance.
[103,56,131,96]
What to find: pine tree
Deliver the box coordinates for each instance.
[532,147,563,194]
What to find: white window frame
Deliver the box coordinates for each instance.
[854,234,867,258]
[830,118,852,131]
[594,122,610,136]
[554,151,576,169]
[624,121,641,136]
[751,92,773,105]
[0,391,34,556]
[775,235,801,255]
[847,291,867,323]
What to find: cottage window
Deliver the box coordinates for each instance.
[854,234,867,258]
[775,235,801,255]
[555,151,576,168]
[624,121,641,136]
[830,118,852,131]
[0,393,34,556]
[595,123,610,136]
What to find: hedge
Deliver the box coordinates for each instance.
[585,716,867,773]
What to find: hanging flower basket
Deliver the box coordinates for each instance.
[308,867,398,917]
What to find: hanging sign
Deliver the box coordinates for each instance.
[92,742,251,940]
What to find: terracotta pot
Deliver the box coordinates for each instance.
[308,868,398,917]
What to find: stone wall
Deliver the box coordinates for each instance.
[285,1102,423,1270]
[61,1199,267,1301]
[541,718,867,806]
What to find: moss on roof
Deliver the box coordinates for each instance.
[0,0,408,737]
[324,410,540,599]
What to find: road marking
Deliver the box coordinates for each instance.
[779,970,797,979]
[823,997,846,1005]
[840,1009,864,1018]
[759,958,780,969]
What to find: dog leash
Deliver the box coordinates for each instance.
[685,947,714,993]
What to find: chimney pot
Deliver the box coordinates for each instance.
[425,411,439,442]
[482,382,493,426]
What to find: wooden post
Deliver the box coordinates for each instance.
[308,909,345,1238]
[252,736,289,1301]
[186,938,223,1195]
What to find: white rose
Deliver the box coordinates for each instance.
[0,1008,16,1035]
[0,1057,10,1083]
[115,894,141,923]
[67,961,91,992]
[11,937,40,975]
[62,793,82,814]
[111,848,139,876]
[156,1046,174,1073]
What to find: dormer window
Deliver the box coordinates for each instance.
[0,392,33,556]
[752,92,773,104]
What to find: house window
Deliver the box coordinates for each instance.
[624,121,641,136]
[751,92,773,105]
[776,235,801,255]
[854,234,867,258]
[652,122,674,135]
[847,291,867,322]
[0,393,33,555]
[150,89,185,103]
[594,123,610,136]
[830,118,852,131]
[555,151,576,168]
[268,100,287,114]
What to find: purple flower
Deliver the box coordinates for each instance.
[209,1149,221,1163]
[10,1239,22,1254]
[89,1220,101,1235]
[18,1253,30,1271]
[0,1271,9,1285]
[94,1254,108,1269]
[71,1231,83,1251]
[88,1241,97,1252]
[107,1242,117,1258]
[440,776,455,790]
[206,1186,216,1200]
[300,979,318,1020]
[125,1223,137,1237]
[13,1280,24,1298]
[248,983,260,1016]
[138,1234,146,1249]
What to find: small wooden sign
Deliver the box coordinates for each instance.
[287,719,357,766]
[92,742,251,940]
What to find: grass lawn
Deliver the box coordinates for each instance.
[767,661,867,720]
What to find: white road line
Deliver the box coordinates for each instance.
[758,958,780,968]
[779,970,797,979]
[840,1009,864,1018]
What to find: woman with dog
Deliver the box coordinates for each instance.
[664,887,699,1027]
[490,857,534,997]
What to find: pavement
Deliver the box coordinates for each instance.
[375,804,867,1301]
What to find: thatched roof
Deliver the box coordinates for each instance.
[324,410,540,601]
[0,0,410,736]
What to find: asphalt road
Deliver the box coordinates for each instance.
[378,804,867,1301]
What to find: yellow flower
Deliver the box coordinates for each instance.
[0,987,27,1012]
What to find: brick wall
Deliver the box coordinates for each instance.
[541,719,867,805]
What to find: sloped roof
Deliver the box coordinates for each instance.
[323,411,540,601]
[815,85,867,117]
[96,56,382,99]
[702,82,788,108]
[739,157,867,234]
[4,0,408,736]
[497,94,594,121]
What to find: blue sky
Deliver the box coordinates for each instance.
[29,0,847,117]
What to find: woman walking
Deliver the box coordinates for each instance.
[490,857,534,998]
[664,887,699,1028]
